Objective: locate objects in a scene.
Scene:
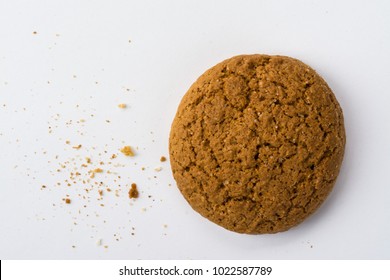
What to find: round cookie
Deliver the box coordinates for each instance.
[169,54,345,234]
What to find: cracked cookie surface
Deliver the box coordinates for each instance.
[169,54,345,234]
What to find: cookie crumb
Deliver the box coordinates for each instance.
[65,198,71,204]
[120,146,135,157]
[154,166,162,172]
[33,31,37,35]
[72,144,82,149]
[90,168,103,178]
[129,183,139,199]
[93,168,103,173]
[96,239,102,246]
[118,103,127,109]
[160,156,167,162]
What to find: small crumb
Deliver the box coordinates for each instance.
[65,140,70,144]
[160,156,167,162]
[90,168,103,178]
[129,183,139,199]
[118,103,127,109]
[154,166,162,172]
[86,157,91,163]
[96,239,102,246]
[65,198,71,204]
[33,31,37,35]
[111,154,117,159]
[72,144,82,149]
[98,190,103,196]
[120,146,135,157]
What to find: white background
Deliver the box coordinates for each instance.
[0,0,389,260]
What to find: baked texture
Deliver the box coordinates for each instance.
[169,54,345,234]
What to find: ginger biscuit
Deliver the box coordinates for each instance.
[169,54,345,234]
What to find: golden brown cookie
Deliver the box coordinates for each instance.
[169,54,345,234]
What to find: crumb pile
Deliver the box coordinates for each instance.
[51,143,138,205]
[42,135,169,247]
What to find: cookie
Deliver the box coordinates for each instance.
[169,54,345,234]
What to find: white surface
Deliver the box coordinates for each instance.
[0,0,389,260]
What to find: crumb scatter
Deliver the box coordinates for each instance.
[28,78,174,251]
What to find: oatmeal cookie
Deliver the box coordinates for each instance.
[169,54,345,234]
